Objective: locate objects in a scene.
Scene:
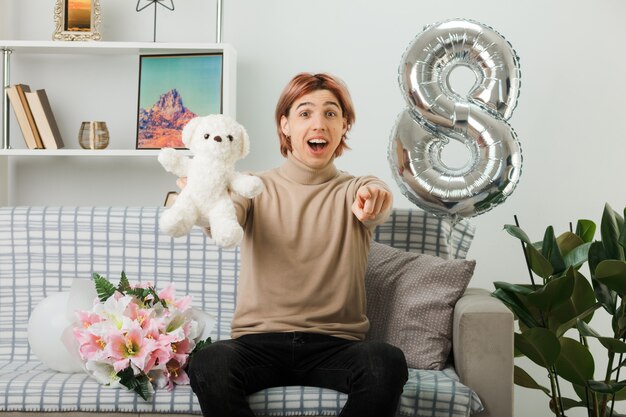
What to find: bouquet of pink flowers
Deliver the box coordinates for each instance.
[73,272,212,400]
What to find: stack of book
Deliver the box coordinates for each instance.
[4,84,65,150]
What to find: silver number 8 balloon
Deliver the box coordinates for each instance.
[389,19,522,219]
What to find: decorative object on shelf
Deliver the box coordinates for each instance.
[5,84,44,149]
[53,0,102,41]
[78,121,109,149]
[72,272,214,400]
[25,89,65,149]
[388,19,522,221]
[136,0,175,43]
[136,53,223,149]
[492,203,626,417]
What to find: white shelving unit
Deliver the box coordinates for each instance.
[0,40,236,205]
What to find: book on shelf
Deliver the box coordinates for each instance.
[25,89,65,150]
[4,84,45,149]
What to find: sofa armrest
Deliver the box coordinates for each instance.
[453,287,514,417]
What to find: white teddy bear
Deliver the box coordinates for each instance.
[158,114,263,248]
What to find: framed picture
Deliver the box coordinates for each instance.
[53,0,102,41]
[136,53,224,149]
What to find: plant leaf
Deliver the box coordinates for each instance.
[515,328,561,368]
[621,206,626,251]
[601,203,625,261]
[595,260,626,296]
[92,272,116,303]
[514,365,551,395]
[504,224,553,279]
[577,319,626,353]
[542,226,566,276]
[526,272,574,312]
[589,241,609,278]
[555,304,600,339]
[492,288,541,328]
[549,397,584,413]
[576,219,596,243]
[493,281,534,295]
[552,269,600,336]
[588,380,626,395]
[557,232,585,257]
[554,337,595,386]
[117,367,151,401]
[191,337,212,355]
[563,242,592,270]
[118,271,131,293]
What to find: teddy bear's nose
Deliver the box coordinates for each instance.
[214,136,222,142]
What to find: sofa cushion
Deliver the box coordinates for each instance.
[365,242,476,370]
[372,209,475,259]
[0,359,482,416]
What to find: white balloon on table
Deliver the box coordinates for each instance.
[28,291,84,373]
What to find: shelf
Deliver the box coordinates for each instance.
[0,40,234,56]
[0,149,190,157]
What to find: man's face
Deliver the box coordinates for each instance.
[280,89,347,170]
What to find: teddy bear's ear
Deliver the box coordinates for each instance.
[239,125,250,158]
[182,117,203,147]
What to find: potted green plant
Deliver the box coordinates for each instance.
[493,203,626,417]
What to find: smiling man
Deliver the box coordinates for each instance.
[187,73,408,417]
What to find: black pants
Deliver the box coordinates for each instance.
[188,332,408,417]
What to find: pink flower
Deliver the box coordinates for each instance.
[107,324,157,373]
[164,358,190,390]
[73,327,107,360]
[158,284,192,311]
[75,310,102,329]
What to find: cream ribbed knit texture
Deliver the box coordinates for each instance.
[230,153,390,341]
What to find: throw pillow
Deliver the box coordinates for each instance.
[365,241,476,370]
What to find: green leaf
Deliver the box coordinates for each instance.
[589,241,609,278]
[515,328,561,368]
[92,272,116,302]
[576,219,596,243]
[557,232,585,257]
[514,365,551,395]
[191,337,212,355]
[572,383,594,404]
[526,272,574,312]
[552,271,600,336]
[577,319,626,353]
[563,242,592,270]
[549,397,584,413]
[601,203,625,261]
[493,281,534,295]
[118,271,131,293]
[554,337,595,386]
[555,304,600,338]
[492,288,541,328]
[117,367,151,401]
[504,224,553,279]
[542,226,566,276]
[621,206,626,251]
[595,260,626,296]
[588,380,626,395]
[613,385,626,401]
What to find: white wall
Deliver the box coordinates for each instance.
[2,1,626,416]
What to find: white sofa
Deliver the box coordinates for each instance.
[0,207,513,417]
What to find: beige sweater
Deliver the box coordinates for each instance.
[230,153,390,341]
